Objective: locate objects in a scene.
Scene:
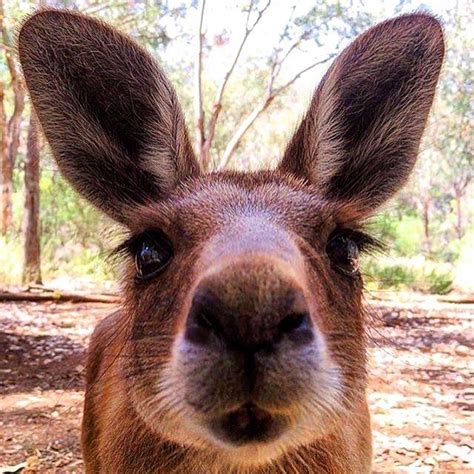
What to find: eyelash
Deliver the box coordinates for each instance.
[330,229,382,253]
[112,227,383,282]
[113,230,172,260]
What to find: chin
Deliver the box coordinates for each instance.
[139,357,346,469]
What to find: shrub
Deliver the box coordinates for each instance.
[363,255,453,294]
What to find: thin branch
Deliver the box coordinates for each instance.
[272,53,336,96]
[244,0,257,30]
[84,1,128,15]
[214,0,269,115]
[270,2,297,67]
[266,35,304,95]
[274,34,304,75]
[265,6,306,103]
[218,53,336,169]
[247,0,272,31]
[194,0,206,163]
[0,42,14,52]
[202,0,272,169]
[218,98,270,170]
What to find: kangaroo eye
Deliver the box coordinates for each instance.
[135,231,173,281]
[326,231,360,276]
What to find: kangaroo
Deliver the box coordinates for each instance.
[18,10,444,473]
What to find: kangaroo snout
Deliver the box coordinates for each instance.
[175,253,327,447]
[185,257,314,351]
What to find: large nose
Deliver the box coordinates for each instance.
[185,257,314,351]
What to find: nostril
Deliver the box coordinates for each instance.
[279,313,307,333]
[185,288,226,346]
[278,312,314,346]
[185,308,220,345]
[186,284,314,348]
[195,310,219,331]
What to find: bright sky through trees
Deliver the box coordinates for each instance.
[161,0,460,98]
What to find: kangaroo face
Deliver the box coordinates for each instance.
[118,173,369,465]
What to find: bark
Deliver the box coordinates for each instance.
[6,78,25,170]
[22,113,42,285]
[3,0,25,167]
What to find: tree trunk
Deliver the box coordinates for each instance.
[219,97,271,169]
[0,152,13,236]
[1,0,25,236]
[0,77,12,235]
[22,113,42,285]
[7,80,25,170]
[423,197,430,240]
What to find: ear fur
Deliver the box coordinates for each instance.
[279,13,445,216]
[19,9,200,224]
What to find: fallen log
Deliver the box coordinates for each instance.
[0,289,119,304]
[438,296,474,304]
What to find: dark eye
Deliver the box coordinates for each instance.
[134,231,173,281]
[326,231,360,276]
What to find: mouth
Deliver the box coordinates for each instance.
[208,402,287,445]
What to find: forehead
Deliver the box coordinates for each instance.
[131,171,340,240]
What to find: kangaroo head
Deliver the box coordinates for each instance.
[19,10,444,468]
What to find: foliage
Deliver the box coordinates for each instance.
[1,155,117,284]
[0,0,472,293]
[363,256,454,295]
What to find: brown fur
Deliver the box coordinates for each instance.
[18,10,444,474]
[18,9,198,224]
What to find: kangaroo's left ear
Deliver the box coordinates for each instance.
[279,13,445,217]
[18,9,200,225]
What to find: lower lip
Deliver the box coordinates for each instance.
[208,403,287,445]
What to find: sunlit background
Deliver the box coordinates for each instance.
[0,0,472,295]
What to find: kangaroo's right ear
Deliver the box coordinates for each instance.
[19,10,200,224]
[279,13,444,218]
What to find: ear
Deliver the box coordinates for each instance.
[279,13,444,217]
[19,10,200,224]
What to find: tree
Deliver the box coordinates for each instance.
[420,1,473,241]
[22,113,42,285]
[0,0,26,235]
[193,0,374,171]
[437,7,473,239]
[0,0,471,289]
[0,0,10,235]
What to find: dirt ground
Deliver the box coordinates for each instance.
[0,294,472,473]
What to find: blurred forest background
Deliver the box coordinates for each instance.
[0,0,472,294]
